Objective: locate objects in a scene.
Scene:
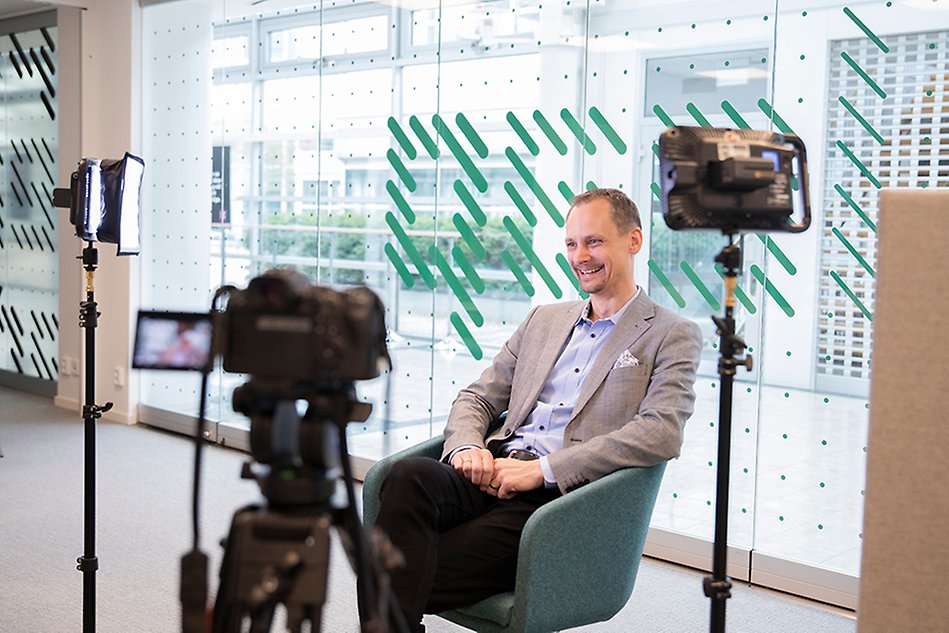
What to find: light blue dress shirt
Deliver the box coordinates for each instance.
[502,288,641,486]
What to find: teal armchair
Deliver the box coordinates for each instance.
[361,436,666,633]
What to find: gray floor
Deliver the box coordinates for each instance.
[0,385,856,632]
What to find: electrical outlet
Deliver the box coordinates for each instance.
[113,367,125,389]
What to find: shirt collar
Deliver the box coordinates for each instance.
[576,286,641,326]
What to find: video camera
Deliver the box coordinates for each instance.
[142,269,405,633]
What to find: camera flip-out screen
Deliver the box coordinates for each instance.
[132,311,212,371]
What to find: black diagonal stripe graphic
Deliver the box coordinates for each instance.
[10,34,33,77]
[41,92,55,121]
[8,51,23,79]
[42,312,55,340]
[3,309,24,354]
[10,225,24,248]
[30,353,44,379]
[41,46,55,74]
[51,357,58,375]
[41,28,54,52]
[41,226,55,251]
[41,138,53,162]
[31,226,44,251]
[51,313,58,329]
[32,139,54,184]
[10,306,25,335]
[20,225,34,250]
[11,349,24,374]
[30,49,55,97]
[11,164,33,206]
[0,311,4,332]
[31,311,45,339]
[32,333,52,378]
[20,139,33,163]
[10,139,22,163]
[9,181,23,207]
[33,183,54,227]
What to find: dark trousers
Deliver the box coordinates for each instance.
[374,456,561,628]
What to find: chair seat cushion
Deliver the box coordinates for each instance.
[445,591,516,627]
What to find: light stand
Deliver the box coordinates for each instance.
[77,241,113,633]
[702,236,752,633]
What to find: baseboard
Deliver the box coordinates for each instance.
[54,395,80,411]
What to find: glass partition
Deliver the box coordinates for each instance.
[140,0,949,608]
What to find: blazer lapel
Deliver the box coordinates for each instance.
[569,294,656,422]
[506,301,586,427]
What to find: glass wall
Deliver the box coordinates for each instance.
[140,0,949,608]
[0,12,58,386]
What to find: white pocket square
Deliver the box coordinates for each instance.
[613,349,640,368]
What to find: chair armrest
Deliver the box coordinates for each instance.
[361,435,445,527]
[510,462,666,633]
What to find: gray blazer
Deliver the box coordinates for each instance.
[441,291,703,493]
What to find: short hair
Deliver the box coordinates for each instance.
[568,188,641,233]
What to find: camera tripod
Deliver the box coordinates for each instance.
[184,379,408,633]
[702,237,753,633]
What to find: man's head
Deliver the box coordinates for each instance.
[564,188,643,308]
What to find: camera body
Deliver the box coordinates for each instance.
[215,269,389,386]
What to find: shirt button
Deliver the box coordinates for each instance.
[539,426,546,431]
[574,368,580,373]
[559,403,564,406]
[590,333,596,338]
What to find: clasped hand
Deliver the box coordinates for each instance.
[450,448,544,500]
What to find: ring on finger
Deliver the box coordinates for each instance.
[488,483,499,491]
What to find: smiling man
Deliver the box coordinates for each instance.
[373,188,703,632]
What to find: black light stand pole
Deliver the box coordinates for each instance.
[78,242,113,633]
[703,236,752,633]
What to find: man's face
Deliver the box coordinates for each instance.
[564,198,642,297]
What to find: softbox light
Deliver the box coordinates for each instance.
[53,152,145,255]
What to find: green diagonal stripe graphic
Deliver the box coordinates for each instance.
[585,181,598,191]
[652,142,660,157]
[532,110,568,155]
[838,96,885,144]
[830,270,873,321]
[834,184,877,232]
[714,263,756,314]
[387,117,417,160]
[560,109,597,155]
[832,227,876,278]
[450,311,483,360]
[504,181,537,227]
[385,212,436,289]
[836,140,882,189]
[507,112,540,157]
[503,250,534,296]
[452,245,485,294]
[503,216,563,299]
[757,99,797,136]
[843,7,889,53]
[430,246,484,327]
[456,112,489,159]
[757,234,797,275]
[452,213,486,260]
[556,253,584,296]
[652,104,675,127]
[384,243,415,288]
[840,51,887,99]
[434,114,488,192]
[651,181,662,200]
[588,106,627,154]
[648,259,686,308]
[686,102,712,127]
[454,180,487,227]
[387,149,417,192]
[505,147,564,227]
[386,180,416,224]
[721,100,751,129]
[750,264,795,317]
[409,115,440,159]
[680,261,721,311]
[558,181,575,205]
